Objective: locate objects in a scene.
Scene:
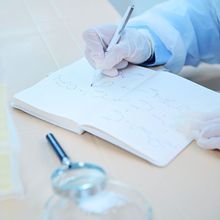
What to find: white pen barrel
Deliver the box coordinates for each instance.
[106,5,134,52]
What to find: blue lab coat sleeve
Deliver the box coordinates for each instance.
[129,0,220,73]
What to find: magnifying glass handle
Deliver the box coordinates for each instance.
[46,133,71,167]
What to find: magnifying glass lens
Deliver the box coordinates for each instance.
[51,163,107,200]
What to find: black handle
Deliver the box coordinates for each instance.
[46,133,70,164]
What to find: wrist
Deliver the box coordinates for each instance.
[138,28,155,61]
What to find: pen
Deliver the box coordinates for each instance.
[91,4,134,87]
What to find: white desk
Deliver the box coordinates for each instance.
[1,0,220,219]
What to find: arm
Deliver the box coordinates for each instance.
[83,0,220,75]
[130,0,220,73]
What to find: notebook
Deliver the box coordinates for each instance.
[0,84,23,198]
[12,58,220,166]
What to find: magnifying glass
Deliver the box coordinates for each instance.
[46,133,107,201]
[45,133,153,220]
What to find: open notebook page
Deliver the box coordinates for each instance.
[83,70,220,166]
[13,58,157,133]
[13,58,220,166]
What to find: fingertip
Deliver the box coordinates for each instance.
[101,45,126,70]
[114,60,128,70]
[102,68,118,77]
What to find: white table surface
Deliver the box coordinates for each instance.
[0,0,220,219]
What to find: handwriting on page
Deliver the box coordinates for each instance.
[51,65,190,123]
[100,86,189,136]
[50,62,191,154]
[94,82,191,155]
[51,65,156,100]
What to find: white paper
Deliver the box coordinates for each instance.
[12,58,220,166]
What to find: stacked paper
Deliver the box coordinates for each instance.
[0,84,23,198]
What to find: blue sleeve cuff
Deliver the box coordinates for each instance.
[140,27,171,67]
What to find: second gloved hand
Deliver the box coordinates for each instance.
[83,25,154,76]
[188,112,220,150]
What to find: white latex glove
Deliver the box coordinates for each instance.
[189,112,220,150]
[83,25,154,77]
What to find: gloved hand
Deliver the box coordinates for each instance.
[189,112,220,150]
[83,25,154,76]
